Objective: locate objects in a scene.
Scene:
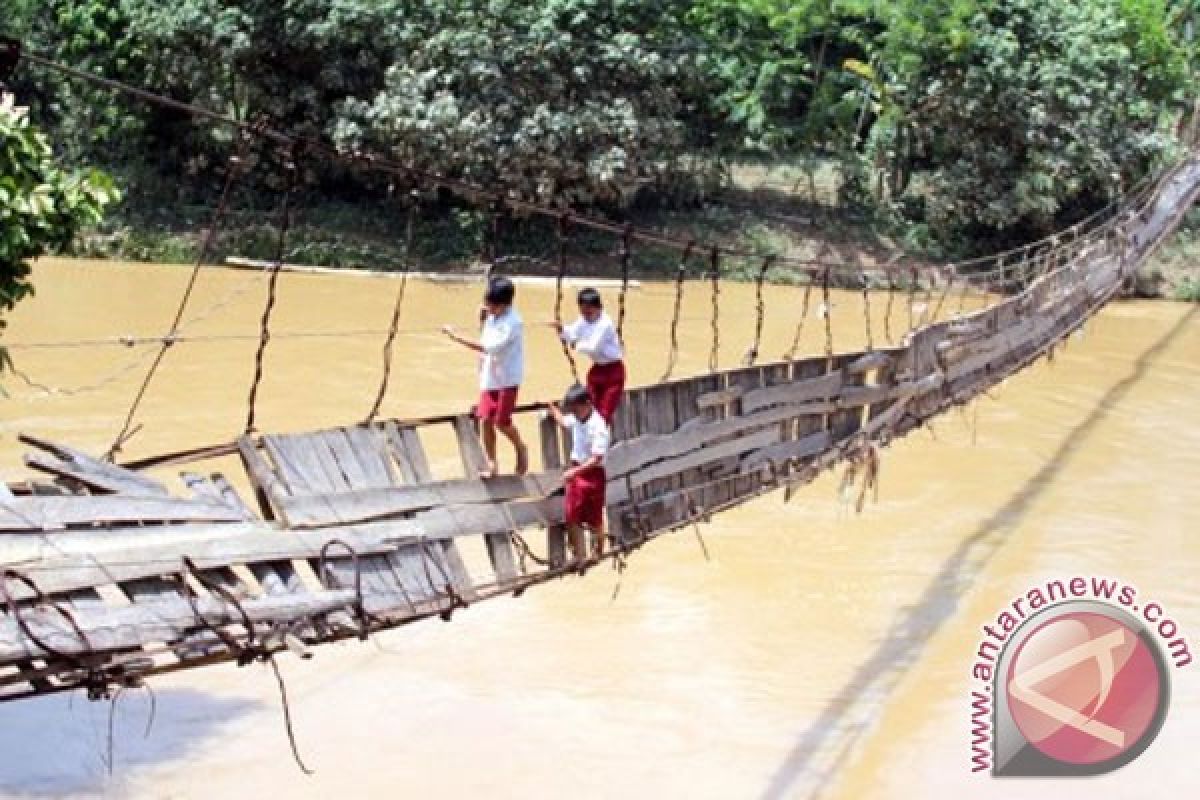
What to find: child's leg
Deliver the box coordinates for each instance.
[590,519,607,557]
[480,420,498,477]
[497,424,528,475]
[566,524,587,564]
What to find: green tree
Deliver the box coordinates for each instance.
[0,92,118,369]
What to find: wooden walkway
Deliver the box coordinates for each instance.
[0,155,1198,704]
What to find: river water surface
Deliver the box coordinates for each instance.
[1,259,1198,798]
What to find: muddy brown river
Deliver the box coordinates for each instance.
[1,259,1197,798]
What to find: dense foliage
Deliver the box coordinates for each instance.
[0,93,118,357]
[4,0,1196,255]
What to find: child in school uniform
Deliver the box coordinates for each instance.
[547,383,610,562]
[442,276,529,478]
[552,288,626,424]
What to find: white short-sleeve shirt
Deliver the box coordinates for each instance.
[561,311,623,364]
[563,410,610,465]
[479,308,524,390]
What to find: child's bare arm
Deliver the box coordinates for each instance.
[545,401,567,427]
[441,325,484,353]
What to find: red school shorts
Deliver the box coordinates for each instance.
[565,465,607,529]
[587,360,626,423]
[476,386,519,427]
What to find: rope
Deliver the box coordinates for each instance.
[617,223,633,342]
[883,271,896,344]
[821,267,834,357]
[707,246,721,372]
[104,129,255,460]
[746,256,774,365]
[785,278,814,361]
[661,242,693,382]
[364,199,416,424]
[555,214,580,382]
[906,267,919,336]
[861,271,874,351]
[244,147,299,434]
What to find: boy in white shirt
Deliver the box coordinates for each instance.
[442,277,529,477]
[547,383,610,562]
[551,288,626,423]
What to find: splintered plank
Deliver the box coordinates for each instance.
[740,368,844,414]
[3,524,416,601]
[0,588,422,662]
[275,471,560,528]
[342,426,397,488]
[320,430,371,490]
[20,434,167,496]
[385,422,435,484]
[0,495,248,532]
[452,415,489,477]
[180,473,256,520]
[262,435,318,495]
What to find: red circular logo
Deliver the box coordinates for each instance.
[1005,611,1162,765]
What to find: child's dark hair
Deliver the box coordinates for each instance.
[577,287,602,308]
[485,276,515,305]
[563,383,591,407]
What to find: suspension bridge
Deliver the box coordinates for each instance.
[1,47,1199,717]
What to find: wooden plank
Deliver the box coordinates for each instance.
[343,426,397,488]
[0,495,249,532]
[605,398,836,480]
[4,524,418,601]
[485,532,519,583]
[452,415,489,477]
[249,561,305,597]
[19,434,167,496]
[0,587,427,662]
[740,430,833,472]
[237,435,287,521]
[619,427,781,494]
[741,369,845,414]
[262,435,316,495]
[321,430,371,490]
[181,473,256,521]
[295,432,351,493]
[275,471,561,529]
[384,422,432,484]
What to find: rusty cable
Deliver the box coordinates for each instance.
[555,214,580,382]
[661,242,692,382]
[244,144,300,435]
[707,246,721,372]
[617,223,633,342]
[105,129,255,460]
[364,197,417,424]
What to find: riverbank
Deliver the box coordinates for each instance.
[71,164,1200,299]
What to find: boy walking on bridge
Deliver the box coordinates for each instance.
[547,383,610,563]
[551,288,625,423]
[442,277,529,478]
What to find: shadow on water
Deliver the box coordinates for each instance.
[0,688,259,798]
[762,306,1198,800]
